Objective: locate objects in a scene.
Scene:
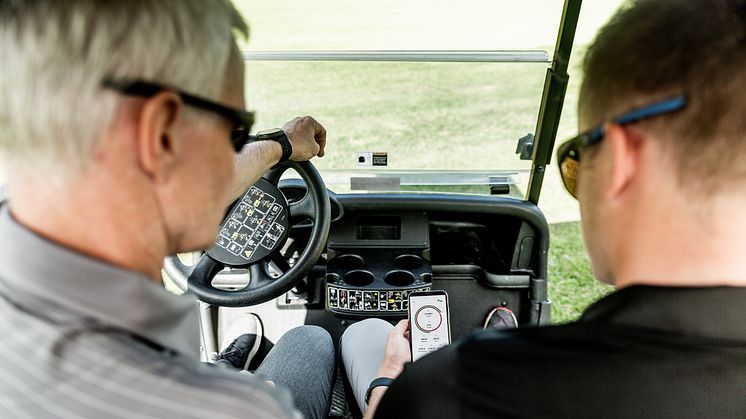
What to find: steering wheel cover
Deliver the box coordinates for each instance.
[163,161,330,307]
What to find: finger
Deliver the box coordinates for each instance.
[311,142,321,159]
[387,319,408,340]
[305,117,326,157]
[394,319,409,334]
[316,126,327,157]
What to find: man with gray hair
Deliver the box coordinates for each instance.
[0,1,334,418]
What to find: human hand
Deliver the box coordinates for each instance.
[362,320,410,419]
[376,319,411,379]
[282,116,327,161]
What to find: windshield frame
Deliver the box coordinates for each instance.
[240,0,582,204]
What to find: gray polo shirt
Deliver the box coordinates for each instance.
[0,206,300,418]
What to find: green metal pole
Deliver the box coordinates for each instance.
[526,0,582,204]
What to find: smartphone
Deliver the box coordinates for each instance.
[408,290,451,362]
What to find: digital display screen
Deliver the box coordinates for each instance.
[356,216,401,240]
[409,292,450,361]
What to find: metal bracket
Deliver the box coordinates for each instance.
[516,133,535,160]
[530,299,552,326]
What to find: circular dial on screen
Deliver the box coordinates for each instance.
[414,305,443,333]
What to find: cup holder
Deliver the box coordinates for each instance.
[332,254,364,270]
[384,270,416,287]
[343,270,375,287]
[394,254,423,270]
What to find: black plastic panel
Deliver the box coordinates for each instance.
[329,211,428,248]
[326,247,432,317]
[315,193,551,325]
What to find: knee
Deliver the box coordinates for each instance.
[341,318,391,347]
[284,325,334,362]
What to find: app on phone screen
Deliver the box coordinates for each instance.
[409,292,450,362]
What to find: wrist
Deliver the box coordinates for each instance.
[376,363,404,379]
[368,385,388,404]
[365,377,395,404]
[254,128,292,164]
[254,140,283,165]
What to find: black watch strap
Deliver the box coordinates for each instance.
[365,377,395,404]
[254,128,293,164]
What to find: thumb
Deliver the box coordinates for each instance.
[394,319,409,334]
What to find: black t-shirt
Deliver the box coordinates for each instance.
[376,286,746,418]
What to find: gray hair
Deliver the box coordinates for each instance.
[0,0,248,174]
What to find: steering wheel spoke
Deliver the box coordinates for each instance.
[245,263,275,290]
[187,256,224,285]
[288,195,315,223]
[269,251,292,274]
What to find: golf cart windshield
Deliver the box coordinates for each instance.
[236,0,574,199]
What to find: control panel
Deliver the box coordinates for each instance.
[207,178,290,267]
[325,212,432,317]
[327,287,431,313]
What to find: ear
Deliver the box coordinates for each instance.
[135,91,183,182]
[603,123,644,200]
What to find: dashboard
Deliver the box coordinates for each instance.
[326,212,432,317]
[278,182,551,332]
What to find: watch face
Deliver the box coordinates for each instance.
[256,127,284,138]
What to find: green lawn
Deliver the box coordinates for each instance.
[234,0,624,322]
[549,222,613,323]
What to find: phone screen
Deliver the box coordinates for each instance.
[408,291,450,362]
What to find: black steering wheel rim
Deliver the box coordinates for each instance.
[163,160,330,307]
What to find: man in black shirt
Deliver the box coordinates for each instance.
[343,0,746,417]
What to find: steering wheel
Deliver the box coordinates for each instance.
[163,161,330,307]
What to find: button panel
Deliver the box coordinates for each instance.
[207,178,290,267]
[327,285,431,315]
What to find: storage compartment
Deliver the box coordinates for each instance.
[331,254,364,270]
[384,270,416,286]
[394,254,423,270]
[343,270,375,287]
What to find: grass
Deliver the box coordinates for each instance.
[548,222,613,323]
[231,0,625,322]
[245,61,546,173]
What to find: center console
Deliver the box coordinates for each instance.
[325,212,432,317]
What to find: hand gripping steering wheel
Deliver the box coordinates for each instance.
[163,161,330,307]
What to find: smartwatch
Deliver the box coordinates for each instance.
[365,377,395,404]
[254,128,292,164]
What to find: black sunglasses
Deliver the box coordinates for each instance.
[556,95,688,198]
[102,78,255,153]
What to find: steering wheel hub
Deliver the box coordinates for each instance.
[163,161,330,307]
[208,178,290,266]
